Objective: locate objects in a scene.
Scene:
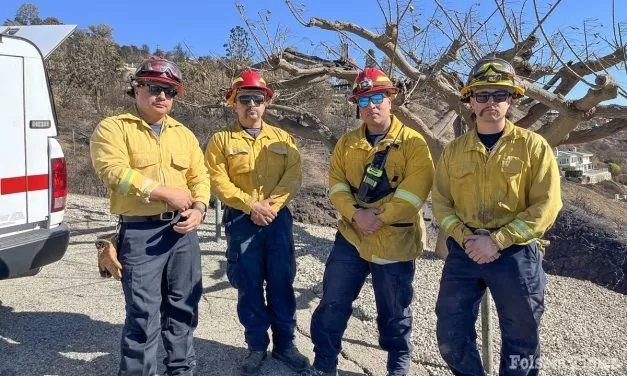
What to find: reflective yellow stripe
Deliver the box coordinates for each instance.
[394,189,423,209]
[330,183,351,196]
[441,215,461,232]
[510,218,535,240]
[119,168,137,195]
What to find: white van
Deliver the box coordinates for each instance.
[0,25,75,279]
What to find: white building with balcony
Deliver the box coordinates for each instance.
[555,147,611,184]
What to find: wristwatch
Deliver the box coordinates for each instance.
[192,202,207,221]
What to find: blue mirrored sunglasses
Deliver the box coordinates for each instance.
[140,83,178,99]
[237,94,265,106]
[357,93,386,108]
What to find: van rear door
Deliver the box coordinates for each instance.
[0,25,75,232]
[0,55,28,229]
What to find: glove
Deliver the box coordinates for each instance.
[95,232,122,280]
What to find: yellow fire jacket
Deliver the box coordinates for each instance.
[329,115,435,262]
[432,119,562,250]
[205,121,302,214]
[90,112,211,216]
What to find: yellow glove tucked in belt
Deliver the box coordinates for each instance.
[95,233,122,280]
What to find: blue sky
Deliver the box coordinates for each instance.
[1,0,625,103]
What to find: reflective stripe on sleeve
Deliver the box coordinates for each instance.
[393,189,423,209]
[119,168,138,195]
[330,183,351,196]
[509,218,535,240]
[441,214,461,232]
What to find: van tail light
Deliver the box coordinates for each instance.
[51,157,67,212]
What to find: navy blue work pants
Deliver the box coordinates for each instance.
[310,232,415,375]
[224,207,297,351]
[436,238,546,376]
[117,220,202,376]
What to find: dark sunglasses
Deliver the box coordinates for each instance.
[140,83,178,99]
[357,93,386,108]
[237,94,265,106]
[473,90,511,103]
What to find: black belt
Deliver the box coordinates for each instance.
[120,211,180,223]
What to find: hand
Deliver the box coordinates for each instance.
[173,208,203,234]
[250,199,277,226]
[352,208,384,236]
[150,186,193,211]
[463,235,500,264]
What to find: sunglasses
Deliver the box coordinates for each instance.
[237,94,265,106]
[473,90,512,103]
[357,93,386,108]
[140,83,178,99]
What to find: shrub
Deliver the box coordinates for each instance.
[608,162,621,176]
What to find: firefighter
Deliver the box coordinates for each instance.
[90,57,210,375]
[303,68,434,376]
[205,70,308,375]
[432,57,562,375]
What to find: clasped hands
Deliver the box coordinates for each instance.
[463,234,501,264]
[352,207,384,236]
[250,198,278,226]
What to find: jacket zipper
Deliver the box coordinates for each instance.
[149,124,168,212]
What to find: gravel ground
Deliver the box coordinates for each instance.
[0,194,625,376]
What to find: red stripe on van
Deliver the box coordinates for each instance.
[0,174,48,195]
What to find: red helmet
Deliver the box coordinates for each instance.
[134,56,184,93]
[225,70,274,105]
[349,68,398,102]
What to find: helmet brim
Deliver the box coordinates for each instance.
[460,81,524,100]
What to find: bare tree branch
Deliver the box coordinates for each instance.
[563,119,627,144]
[538,74,620,144]
[264,106,337,150]
[595,104,627,118]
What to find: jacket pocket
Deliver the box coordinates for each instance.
[500,156,524,211]
[171,154,190,170]
[265,142,288,172]
[226,148,251,176]
[377,224,417,260]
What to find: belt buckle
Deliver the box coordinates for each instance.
[159,211,175,221]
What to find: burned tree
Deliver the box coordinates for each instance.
[235,0,626,158]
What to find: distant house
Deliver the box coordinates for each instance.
[555,147,611,184]
[557,148,594,172]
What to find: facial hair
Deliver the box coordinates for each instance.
[479,107,500,117]
[245,107,260,120]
